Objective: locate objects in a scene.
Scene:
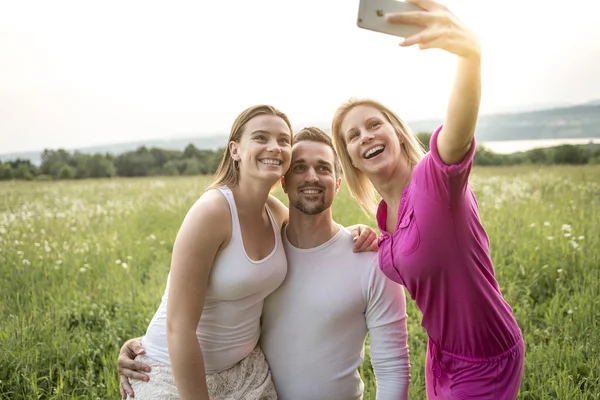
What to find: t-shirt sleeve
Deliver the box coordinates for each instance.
[412,124,476,204]
[365,261,410,400]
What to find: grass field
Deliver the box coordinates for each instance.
[1,165,599,399]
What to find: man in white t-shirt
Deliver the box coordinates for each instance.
[117,127,411,399]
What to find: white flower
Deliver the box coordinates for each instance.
[116,259,122,265]
[561,224,572,232]
[547,236,554,240]
[122,263,128,269]
[544,222,550,226]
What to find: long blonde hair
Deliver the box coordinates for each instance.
[331,98,426,217]
[207,104,293,191]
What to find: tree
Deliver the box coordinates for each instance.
[0,163,13,180]
[553,145,588,164]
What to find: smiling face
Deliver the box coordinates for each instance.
[230,114,292,185]
[340,105,405,177]
[284,140,341,216]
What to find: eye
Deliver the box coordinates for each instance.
[369,121,381,130]
[293,164,307,172]
[347,131,359,142]
[318,166,331,173]
[279,137,291,144]
[253,135,267,141]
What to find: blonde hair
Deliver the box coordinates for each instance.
[331,98,426,217]
[207,104,293,191]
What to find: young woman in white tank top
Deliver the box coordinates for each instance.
[117,105,378,400]
[121,105,293,400]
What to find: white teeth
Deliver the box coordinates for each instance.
[301,189,320,194]
[260,159,281,165]
[364,146,384,158]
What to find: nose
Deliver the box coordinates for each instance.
[305,167,319,182]
[267,139,282,154]
[359,130,374,145]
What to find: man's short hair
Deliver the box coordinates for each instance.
[293,126,342,178]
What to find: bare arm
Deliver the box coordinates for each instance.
[437,55,481,165]
[387,0,482,164]
[166,191,230,400]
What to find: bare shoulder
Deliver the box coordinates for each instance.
[266,194,289,229]
[178,189,232,250]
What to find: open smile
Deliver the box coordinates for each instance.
[299,187,324,195]
[362,145,385,159]
[259,158,282,166]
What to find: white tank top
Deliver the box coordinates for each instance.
[141,186,287,373]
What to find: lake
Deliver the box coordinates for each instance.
[480,137,599,154]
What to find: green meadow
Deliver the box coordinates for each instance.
[1,165,599,399]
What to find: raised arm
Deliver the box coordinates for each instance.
[166,190,230,400]
[387,0,481,165]
[365,263,410,400]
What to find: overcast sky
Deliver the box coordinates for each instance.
[1,0,598,154]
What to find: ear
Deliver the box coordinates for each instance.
[335,176,342,193]
[229,141,239,161]
[281,177,287,193]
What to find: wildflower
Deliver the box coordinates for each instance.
[561,224,572,232]
[547,236,554,240]
[122,263,128,269]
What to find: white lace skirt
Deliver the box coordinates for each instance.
[128,346,277,399]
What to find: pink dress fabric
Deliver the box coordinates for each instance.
[376,126,525,399]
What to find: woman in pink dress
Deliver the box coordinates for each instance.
[331,0,525,398]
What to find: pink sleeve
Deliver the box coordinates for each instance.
[412,125,476,204]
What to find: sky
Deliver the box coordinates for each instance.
[1,0,599,154]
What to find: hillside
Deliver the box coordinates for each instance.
[2,102,599,165]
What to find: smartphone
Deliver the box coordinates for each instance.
[357,0,425,38]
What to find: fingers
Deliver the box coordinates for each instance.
[401,28,445,47]
[120,375,135,399]
[406,0,448,12]
[385,11,437,26]
[353,229,377,253]
[128,340,146,356]
[366,239,379,252]
[352,228,368,253]
[118,354,151,377]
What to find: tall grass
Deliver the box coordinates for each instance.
[1,165,598,399]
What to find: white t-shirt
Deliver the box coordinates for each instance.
[260,225,410,400]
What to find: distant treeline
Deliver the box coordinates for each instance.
[1,133,599,181]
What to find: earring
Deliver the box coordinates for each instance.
[233,159,239,170]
